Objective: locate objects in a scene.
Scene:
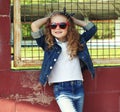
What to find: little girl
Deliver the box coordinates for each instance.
[31,8,97,112]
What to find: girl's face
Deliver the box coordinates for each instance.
[50,15,69,41]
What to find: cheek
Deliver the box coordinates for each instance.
[63,31,67,36]
[51,30,55,35]
[63,29,68,35]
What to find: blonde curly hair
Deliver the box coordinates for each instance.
[44,11,83,59]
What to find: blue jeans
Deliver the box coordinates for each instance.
[53,80,84,112]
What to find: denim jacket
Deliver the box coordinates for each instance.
[31,22,97,85]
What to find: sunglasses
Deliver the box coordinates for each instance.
[49,22,69,29]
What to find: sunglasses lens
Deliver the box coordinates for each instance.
[50,24,57,29]
[59,23,67,29]
[50,22,68,29]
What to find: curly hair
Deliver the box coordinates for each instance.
[44,11,83,59]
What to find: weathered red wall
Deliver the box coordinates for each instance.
[0,1,120,112]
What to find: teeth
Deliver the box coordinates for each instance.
[55,29,62,33]
[56,31,62,33]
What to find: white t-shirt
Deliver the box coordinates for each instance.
[48,41,83,84]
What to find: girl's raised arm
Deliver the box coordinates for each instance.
[31,17,49,32]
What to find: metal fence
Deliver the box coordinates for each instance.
[11,0,120,68]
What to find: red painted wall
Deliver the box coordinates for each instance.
[0,1,120,112]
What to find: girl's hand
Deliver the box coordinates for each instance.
[31,17,49,32]
[71,17,89,27]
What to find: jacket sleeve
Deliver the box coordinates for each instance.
[81,22,97,42]
[31,28,46,50]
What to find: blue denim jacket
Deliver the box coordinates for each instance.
[31,22,97,85]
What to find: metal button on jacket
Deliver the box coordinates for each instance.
[50,66,53,69]
[54,59,57,61]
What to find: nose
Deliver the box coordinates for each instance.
[56,25,61,29]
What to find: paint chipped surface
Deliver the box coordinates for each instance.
[6,71,54,105]
[7,92,54,105]
[0,15,9,17]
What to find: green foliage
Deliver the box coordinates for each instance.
[22,24,32,40]
[95,21,115,39]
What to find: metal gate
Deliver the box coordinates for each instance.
[11,0,120,68]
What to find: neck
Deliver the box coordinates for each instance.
[56,37,67,42]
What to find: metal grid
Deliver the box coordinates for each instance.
[11,0,120,68]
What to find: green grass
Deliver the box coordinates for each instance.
[89,48,120,59]
[11,47,120,69]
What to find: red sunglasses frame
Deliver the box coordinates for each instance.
[49,22,69,29]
